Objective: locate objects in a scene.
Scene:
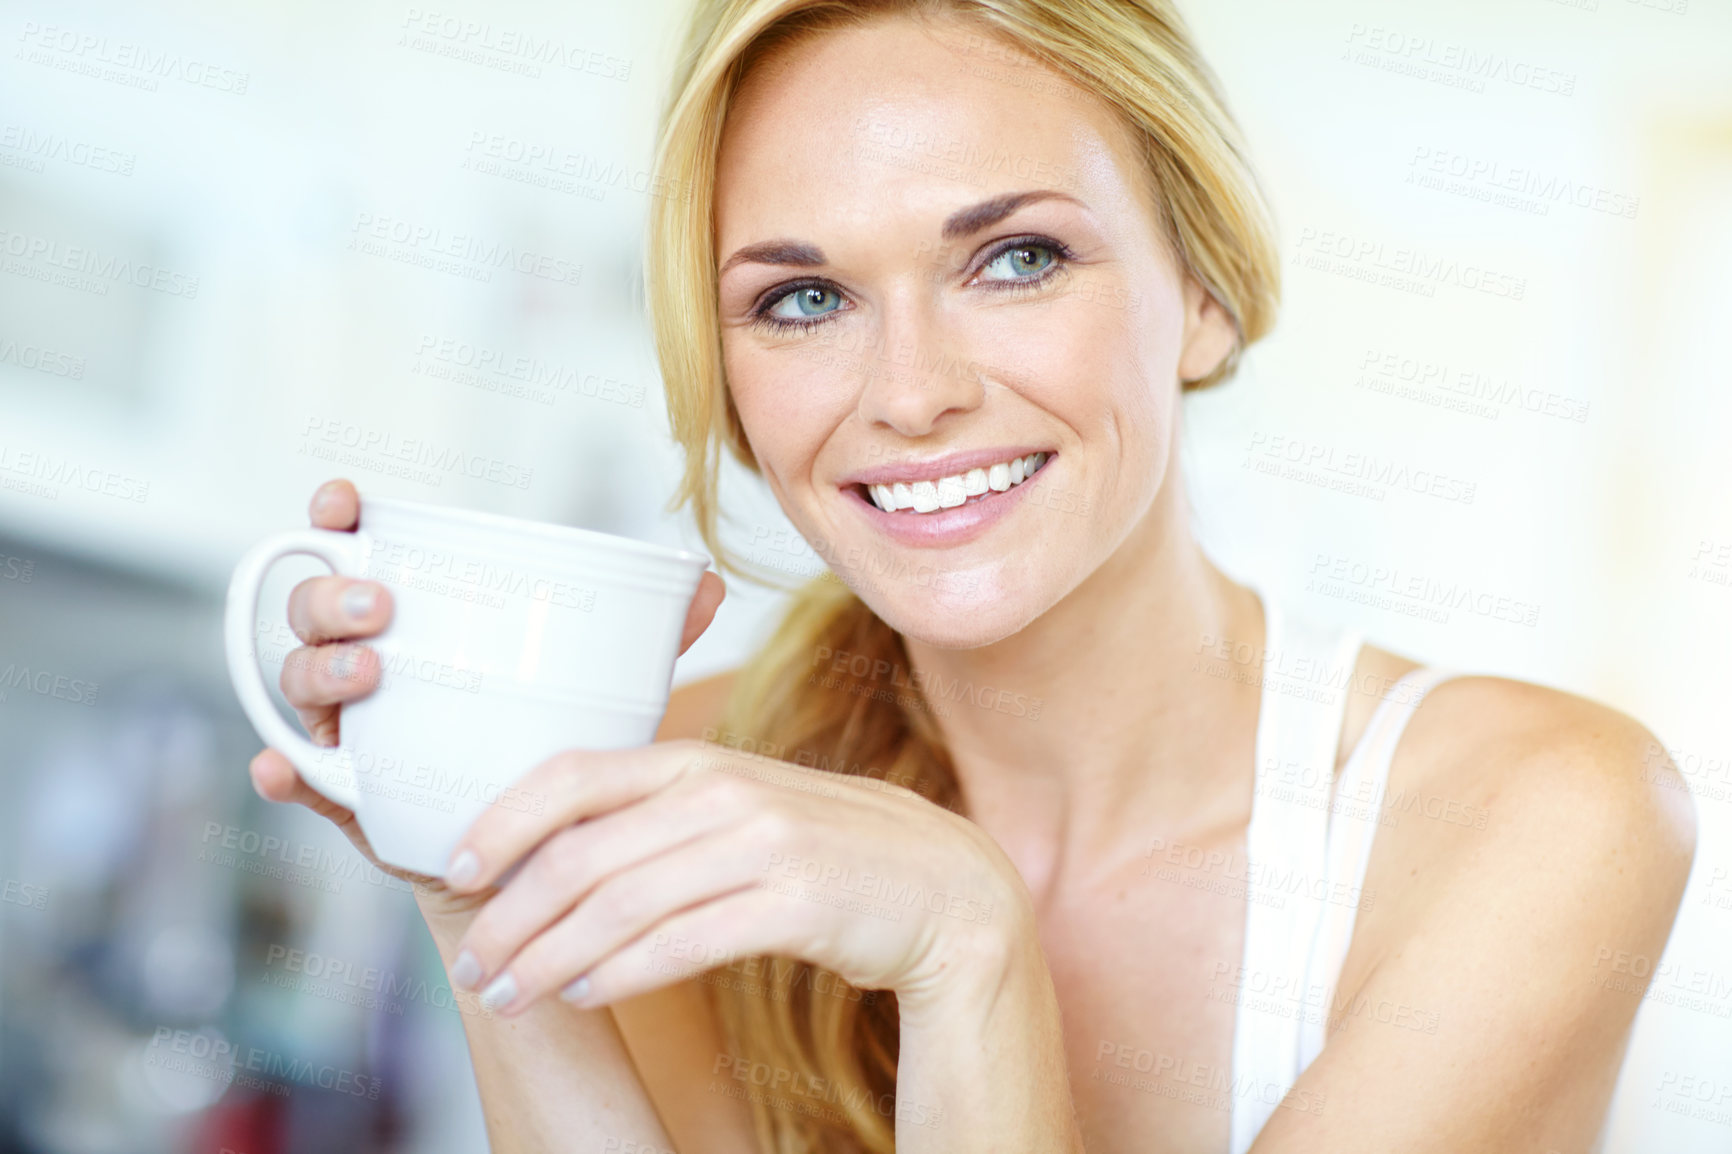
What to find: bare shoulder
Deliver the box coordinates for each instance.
[1255,664,1701,1150]
[611,667,757,1154]
[1337,649,1700,1042]
[1401,669,1697,864]
[657,669,742,742]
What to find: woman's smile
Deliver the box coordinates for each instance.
[837,447,1055,547]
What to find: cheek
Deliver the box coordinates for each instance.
[723,340,849,493]
[976,292,1173,458]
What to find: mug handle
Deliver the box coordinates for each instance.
[223,528,364,810]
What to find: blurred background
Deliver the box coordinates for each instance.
[0,0,1728,1150]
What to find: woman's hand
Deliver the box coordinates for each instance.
[437,738,1033,1017]
[247,477,728,931]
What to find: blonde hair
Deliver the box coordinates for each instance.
[645,2,1280,1149]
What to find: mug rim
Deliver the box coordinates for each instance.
[360,495,711,570]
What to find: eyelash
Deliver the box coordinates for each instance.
[746,235,1076,335]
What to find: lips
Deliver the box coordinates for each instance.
[866,452,1049,513]
[837,448,1056,549]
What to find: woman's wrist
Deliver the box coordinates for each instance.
[893,908,1083,1153]
[414,885,483,952]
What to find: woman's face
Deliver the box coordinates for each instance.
[714,13,1235,648]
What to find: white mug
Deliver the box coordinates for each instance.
[222,494,710,877]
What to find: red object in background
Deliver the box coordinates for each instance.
[189,1091,285,1154]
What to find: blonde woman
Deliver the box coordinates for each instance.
[248,1,1697,1151]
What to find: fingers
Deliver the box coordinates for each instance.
[279,642,381,709]
[309,479,360,530]
[249,746,355,825]
[678,570,726,656]
[451,785,745,994]
[568,887,797,1008]
[467,836,769,1014]
[286,575,392,646]
[443,743,704,892]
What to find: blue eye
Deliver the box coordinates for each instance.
[767,284,843,320]
[980,242,1057,281]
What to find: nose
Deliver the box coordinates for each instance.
[854,292,984,437]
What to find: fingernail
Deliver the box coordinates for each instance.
[312,484,337,513]
[327,649,354,682]
[450,950,482,989]
[480,972,517,1011]
[341,584,377,620]
[560,975,591,1004]
[446,848,480,886]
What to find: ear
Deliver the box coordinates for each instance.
[1175,275,1238,384]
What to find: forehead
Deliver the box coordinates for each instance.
[714,13,1156,250]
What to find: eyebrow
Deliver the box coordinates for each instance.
[716,189,1082,277]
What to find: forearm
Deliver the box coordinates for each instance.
[894,929,1085,1154]
[420,904,676,1154]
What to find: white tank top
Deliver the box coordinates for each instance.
[1228,596,1456,1153]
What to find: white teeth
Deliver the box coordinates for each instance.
[866,453,1050,515]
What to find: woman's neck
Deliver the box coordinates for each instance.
[901,479,1266,899]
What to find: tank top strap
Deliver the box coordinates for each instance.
[1228,595,1363,1154]
[1294,664,1459,1070]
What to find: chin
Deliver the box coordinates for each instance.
[838,561,1051,650]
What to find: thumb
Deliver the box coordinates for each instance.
[677,570,725,655]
